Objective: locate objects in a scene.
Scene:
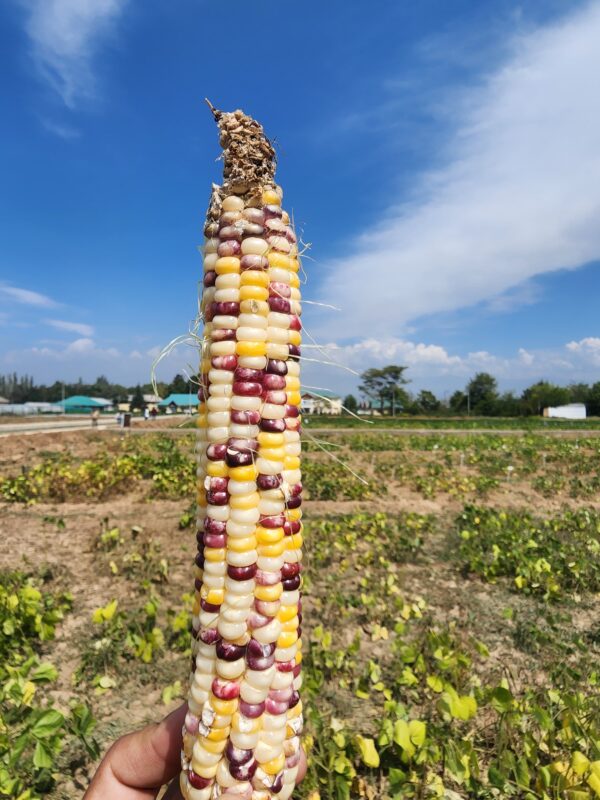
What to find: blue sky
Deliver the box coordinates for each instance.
[1,0,600,397]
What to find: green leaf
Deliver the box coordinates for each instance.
[356,736,380,768]
[408,719,426,748]
[393,720,415,758]
[31,709,64,739]
[32,662,58,683]
[490,686,514,713]
[33,740,54,769]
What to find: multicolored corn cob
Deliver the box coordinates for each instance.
[180,106,303,800]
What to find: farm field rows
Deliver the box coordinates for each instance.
[1,427,599,799]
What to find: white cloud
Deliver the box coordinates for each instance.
[0,284,58,307]
[41,118,81,139]
[566,337,600,364]
[20,0,128,108]
[45,318,94,337]
[313,2,600,340]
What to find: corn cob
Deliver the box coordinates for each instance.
[180,106,303,800]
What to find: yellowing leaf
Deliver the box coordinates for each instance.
[356,735,380,768]
[572,751,591,776]
[393,720,415,758]
[408,719,427,748]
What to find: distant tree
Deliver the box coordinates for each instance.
[343,394,358,414]
[130,385,146,412]
[169,373,189,395]
[495,391,521,417]
[467,373,499,415]
[588,382,600,416]
[359,366,409,414]
[449,390,467,414]
[417,390,440,414]
[568,383,590,404]
[521,381,570,416]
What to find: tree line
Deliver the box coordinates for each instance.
[0,373,195,405]
[346,367,600,417]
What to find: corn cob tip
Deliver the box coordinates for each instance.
[205,100,277,203]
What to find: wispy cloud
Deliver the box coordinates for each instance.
[0,284,58,308]
[20,0,128,108]
[45,318,94,337]
[40,117,81,140]
[312,2,600,340]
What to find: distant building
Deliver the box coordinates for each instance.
[301,389,341,415]
[158,393,199,413]
[119,394,161,413]
[544,403,586,420]
[0,396,8,404]
[58,395,114,414]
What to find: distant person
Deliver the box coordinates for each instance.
[144,407,150,421]
[91,409,99,428]
[116,412,123,428]
[150,407,158,419]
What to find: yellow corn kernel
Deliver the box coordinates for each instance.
[229,464,258,481]
[289,259,300,274]
[286,391,302,407]
[287,507,302,521]
[277,605,297,623]
[240,270,269,287]
[259,540,286,558]
[267,252,291,269]
[236,341,267,357]
[286,532,304,550]
[295,650,303,665]
[285,377,300,391]
[206,726,230,742]
[215,257,241,275]
[263,753,285,775]
[204,548,226,563]
[256,526,284,544]
[200,737,227,755]
[196,493,208,508]
[288,698,302,717]
[281,617,299,632]
[277,631,298,649]
[262,189,281,206]
[210,696,238,716]
[192,597,201,615]
[284,456,301,471]
[207,461,228,478]
[257,432,285,447]
[255,583,283,602]
[197,414,207,428]
[239,285,268,302]
[228,535,257,552]
[288,330,301,347]
[203,588,225,605]
[259,446,286,462]
[229,492,260,510]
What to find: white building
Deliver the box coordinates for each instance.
[544,403,586,420]
[301,390,342,415]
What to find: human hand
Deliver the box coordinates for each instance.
[84,703,307,799]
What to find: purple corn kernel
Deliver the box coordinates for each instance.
[248,611,270,629]
[203,532,227,548]
[234,367,264,382]
[194,578,202,592]
[263,204,283,219]
[246,654,275,671]
[204,517,227,534]
[231,409,261,425]
[215,301,240,316]
[229,759,257,781]
[281,562,300,579]
[255,569,281,586]
[283,575,301,591]
[203,270,217,287]
[289,315,302,331]
[194,553,205,568]
[271,773,284,794]
[288,690,301,708]
[225,741,253,765]
[238,700,265,718]
[233,381,263,397]
[266,359,288,376]
[268,297,290,313]
[199,628,221,645]
[289,344,301,359]
[207,443,227,461]
[287,495,302,510]
[257,473,282,490]
[275,659,296,673]
[211,354,238,371]
[269,687,293,703]
[293,663,302,678]
[265,698,289,715]
[212,677,241,700]
[262,390,287,405]
[226,450,254,467]
[217,240,241,257]
[216,640,246,661]
[247,639,276,658]
[188,770,212,790]
[269,281,291,298]
[211,327,236,342]
[285,404,299,418]
[260,514,286,528]
[259,418,286,433]
[201,598,221,613]
[262,373,286,391]
[206,490,228,506]
[227,564,258,581]
[283,520,301,536]
[290,482,303,496]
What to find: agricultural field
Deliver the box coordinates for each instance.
[1,425,600,799]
